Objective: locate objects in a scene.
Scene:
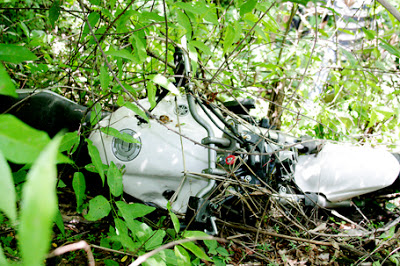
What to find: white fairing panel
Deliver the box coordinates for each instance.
[294,144,400,202]
[89,95,219,213]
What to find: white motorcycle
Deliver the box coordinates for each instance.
[2,46,399,234]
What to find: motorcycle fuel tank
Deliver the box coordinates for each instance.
[89,95,221,213]
[294,143,400,202]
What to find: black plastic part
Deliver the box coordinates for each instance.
[223,98,256,115]
[0,90,90,137]
[259,117,270,128]
[185,196,214,231]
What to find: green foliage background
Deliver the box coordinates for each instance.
[1,0,400,264]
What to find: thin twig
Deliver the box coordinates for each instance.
[47,241,95,266]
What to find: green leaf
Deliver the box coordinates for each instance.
[86,139,105,185]
[145,230,166,250]
[379,39,400,58]
[0,151,16,224]
[240,0,257,16]
[0,44,38,64]
[147,82,157,109]
[100,127,139,143]
[54,209,65,237]
[177,12,192,38]
[84,195,111,221]
[105,49,137,62]
[0,64,17,97]
[175,2,203,15]
[153,74,179,95]
[49,0,61,28]
[190,40,211,56]
[100,65,110,91]
[223,25,235,54]
[181,241,212,261]
[83,12,100,35]
[131,34,147,64]
[107,161,123,197]
[0,245,8,266]
[19,135,62,265]
[59,131,80,153]
[174,245,191,266]
[167,202,180,234]
[116,201,156,221]
[72,172,86,211]
[124,102,149,123]
[0,114,50,164]
[340,48,357,66]
[90,102,102,126]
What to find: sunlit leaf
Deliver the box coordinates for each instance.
[0,44,38,64]
[240,0,257,16]
[153,74,179,95]
[107,161,123,197]
[54,209,65,237]
[181,241,212,261]
[72,172,86,211]
[100,65,110,91]
[19,135,62,265]
[0,64,17,97]
[83,12,100,35]
[177,12,192,38]
[100,127,139,143]
[86,139,105,185]
[59,131,80,153]
[124,102,149,123]
[174,245,191,266]
[0,114,50,164]
[145,230,166,250]
[105,49,137,62]
[0,151,16,224]
[84,195,111,221]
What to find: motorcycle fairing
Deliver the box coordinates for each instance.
[89,95,223,213]
[294,143,400,202]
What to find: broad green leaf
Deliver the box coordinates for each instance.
[114,218,129,236]
[107,161,123,197]
[0,151,16,224]
[109,234,140,251]
[86,139,105,185]
[380,39,400,58]
[0,44,38,64]
[379,225,396,240]
[72,172,86,211]
[153,74,179,95]
[116,201,156,221]
[0,114,50,164]
[223,25,235,54]
[100,127,139,143]
[84,195,111,221]
[175,2,203,15]
[100,65,110,91]
[54,209,65,237]
[59,131,80,153]
[177,12,192,38]
[340,48,357,66]
[124,102,149,123]
[49,0,61,28]
[139,11,165,22]
[204,7,218,24]
[147,82,157,109]
[181,241,212,261]
[190,40,211,56]
[105,49,137,62]
[0,64,17,97]
[145,230,166,250]
[240,0,257,16]
[0,245,8,266]
[131,34,147,64]
[83,12,100,35]
[174,245,191,266]
[19,135,62,265]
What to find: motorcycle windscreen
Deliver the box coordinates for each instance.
[294,143,400,202]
